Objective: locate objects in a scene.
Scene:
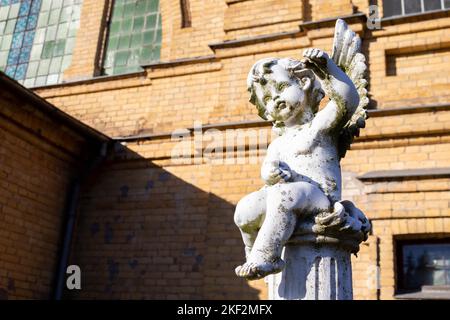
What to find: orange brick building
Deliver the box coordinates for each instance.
[0,0,449,300]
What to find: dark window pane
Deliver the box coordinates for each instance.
[445,0,450,9]
[400,242,450,291]
[424,0,442,11]
[383,0,402,17]
[404,0,422,14]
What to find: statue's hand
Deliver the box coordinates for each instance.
[302,48,330,79]
[303,48,329,67]
[266,161,292,185]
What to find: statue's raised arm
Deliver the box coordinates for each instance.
[308,19,369,158]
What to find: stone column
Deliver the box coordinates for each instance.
[268,244,354,300]
[267,207,368,300]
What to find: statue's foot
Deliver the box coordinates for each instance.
[235,259,285,281]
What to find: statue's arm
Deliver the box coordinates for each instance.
[305,49,360,132]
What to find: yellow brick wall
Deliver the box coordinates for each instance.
[27,0,450,300]
[0,86,98,299]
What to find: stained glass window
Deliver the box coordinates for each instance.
[103,0,162,76]
[0,0,83,87]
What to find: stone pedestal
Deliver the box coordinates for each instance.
[268,244,353,300]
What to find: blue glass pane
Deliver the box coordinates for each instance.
[30,0,41,14]
[5,65,16,77]
[19,46,31,63]
[15,63,27,79]
[11,32,24,48]
[7,48,19,64]
[27,14,38,29]
[18,0,32,17]
[15,16,27,32]
[23,30,34,45]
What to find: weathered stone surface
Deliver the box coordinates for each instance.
[234,19,371,300]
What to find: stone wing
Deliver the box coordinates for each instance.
[331,19,369,159]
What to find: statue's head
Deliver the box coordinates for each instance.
[247,58,325,128]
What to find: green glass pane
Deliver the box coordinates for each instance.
[110,21,121,34]
[121,18,132,32]
[42,41,55,59]
[130,33,142,48]
[54,39,66,56]
[152,45,160,60]
[142,30,153,45]
[135,1,146,15]
[108,36,119,51]
[145,14,156,29]
[155,28,161,43]
[123,3,135,18]
[133,16,144,32]
[114,51,129,66]
[147,0,158,12]
[140,45,152,62]
[118,35,130,50]
[112,5,124,21]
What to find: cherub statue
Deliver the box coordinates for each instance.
[234,20,371,280]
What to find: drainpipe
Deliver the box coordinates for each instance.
[53,142,109,300]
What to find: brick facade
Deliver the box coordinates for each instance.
[1,0,449,299]
[0,74,108,299]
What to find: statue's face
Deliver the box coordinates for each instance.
[253,64,324,126]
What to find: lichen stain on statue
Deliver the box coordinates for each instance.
[234,19,371,281]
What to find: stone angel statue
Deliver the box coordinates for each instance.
[234,19,371,281]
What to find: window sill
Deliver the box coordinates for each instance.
[395,287,450,300]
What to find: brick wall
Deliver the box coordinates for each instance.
[25,0,450,299]
[0,77,106,299]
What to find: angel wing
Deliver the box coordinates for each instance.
[331,19,369,159]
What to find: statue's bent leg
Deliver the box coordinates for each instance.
[236,182,330,280]
[234,187,267,259]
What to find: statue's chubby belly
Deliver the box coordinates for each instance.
[280,151,342,202]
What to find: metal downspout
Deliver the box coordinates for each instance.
[53,142,109,300]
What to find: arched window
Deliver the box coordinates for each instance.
[0,0,83,87]
[103,0,162,75]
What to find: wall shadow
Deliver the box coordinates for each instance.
[64,143,260,300]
